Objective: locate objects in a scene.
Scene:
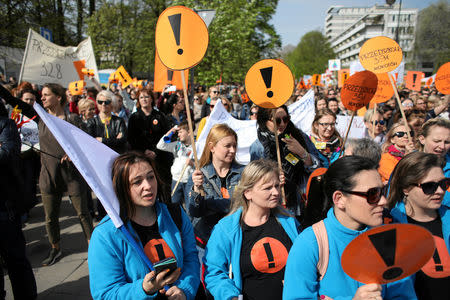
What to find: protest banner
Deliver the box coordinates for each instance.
[350,60,404,84]
[245,59,294,108]
[155,5,209,177]
[342,224,435,284]
[423,74,435,88]
[435,62,450,95]
[287,89,315,135]
[19,29,99,86]
[371,73,394,104]
[338,69,350,88]
[153,49,189,92]
[340,70,378,155]
[328,59,341,71]
[312,74,322,86]
[405,71,424,92]
[335,115,365,140]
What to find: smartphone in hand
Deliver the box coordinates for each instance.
[153,257,177,277]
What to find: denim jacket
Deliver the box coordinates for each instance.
[186,161,244,243]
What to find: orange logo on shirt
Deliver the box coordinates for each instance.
[144,238,175,263]
[421,235,450,278]
[221,187,230,199]
[251,237,288,274]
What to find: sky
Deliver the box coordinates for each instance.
[271,0,444,47]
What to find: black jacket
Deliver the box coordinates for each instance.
[0,116,26,217]
[87,115,127,153]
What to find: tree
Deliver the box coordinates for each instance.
[173,0,281,85]
[284,31,335,79]
[414,0,450,72]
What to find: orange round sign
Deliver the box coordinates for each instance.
[371,73,394,104]
[359,36,403,74]
[245,59,294,109]
[421,236,450,278]
[250,237,289,274]
[155,6,209,70]
[341,71,378,111]
[342,224,435,284]
[435,62,450,95]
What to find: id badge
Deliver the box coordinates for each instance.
[285,153,299,165]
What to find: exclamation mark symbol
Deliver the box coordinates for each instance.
[263,242,275,268]
[154,244,166,261]
[168,14,183,55]
[412,74,417,88]
[368,229,403,280]
[432,249,443,272]
[167,70,174,82]
[260,67,273,98]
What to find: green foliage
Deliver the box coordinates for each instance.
[415,0,450,72]
[284,31,335,79]
[87,0,166,76]
[174,0,281,85]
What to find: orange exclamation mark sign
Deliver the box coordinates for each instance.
[168,14,183,55]
[263,242,275,268]
[368,229,403,280]
[260,67,273,98]
[412,73,417,89]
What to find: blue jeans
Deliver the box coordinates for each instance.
[171,180,187,205]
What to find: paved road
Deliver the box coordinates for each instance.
[4,197,94,299]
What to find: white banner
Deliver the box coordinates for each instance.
[33,103,122,227]
[196,90,316,165]
[336,115,365,140]
[350,60,404,84]
[328,59,341,71]
[20,29,99,87]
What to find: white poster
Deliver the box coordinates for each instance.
[196,90,316,165]
[20,29,99,87]
[350,60,404,84]
[328,59,341,71]
[336,115,365,140]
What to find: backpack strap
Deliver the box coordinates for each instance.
[165,203,183,232]
[312,220,329,281]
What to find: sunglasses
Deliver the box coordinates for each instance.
[250,111,257,116]
[212,91,219,94]
[275,116,290,125]
[393,131,414,138]
[341,187,383,205]
[97,100,111,105]
[374,120,385,126]
[412,178,450,195]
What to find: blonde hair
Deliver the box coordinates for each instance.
[77,98,96,115]
[382,122,406,153]
[96,90,114,102]
[199,124,238,168]
[229,159,289,218]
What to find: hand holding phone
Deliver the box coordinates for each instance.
[153,257,178,277]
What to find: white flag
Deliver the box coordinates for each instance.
[33,103,122,227]
[20,29,99,87]
[288,89,315,135]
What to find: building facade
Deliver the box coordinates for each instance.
[325,4,418,69]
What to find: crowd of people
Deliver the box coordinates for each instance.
[0,74,449,300]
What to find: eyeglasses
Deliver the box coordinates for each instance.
[374,120,385,126]
[318,122,336,128]
[393,131,414,138]
[341,187,383,205]
[275,116,290,125]
[97,100,111,105]
[412,178,450,195]
[250,111,257,116]
[212,91,219,94]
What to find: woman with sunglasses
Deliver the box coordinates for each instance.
[363,108,386,146]
[379,122,416,183]
[128,88,173,187]
[388,151,449,300]
[283,156,416,299]
[310,108,342,168]
[256,105,321,218]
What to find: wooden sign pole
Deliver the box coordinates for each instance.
[388,73,412,143]
[339,110,356,157]
[273,116,287,207]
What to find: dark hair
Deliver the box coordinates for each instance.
[43,83,67,106]
[303,156,378,227]
[18,88,37,100]
[168,94,179,113]
[112,151,169,222]
[388,152,445,209]
[257,105,309,150]
[0,100,8,117]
